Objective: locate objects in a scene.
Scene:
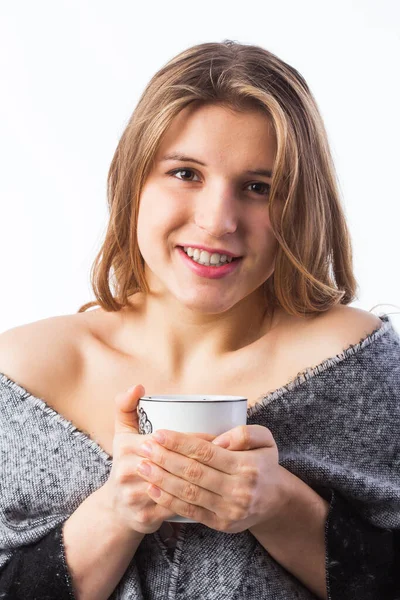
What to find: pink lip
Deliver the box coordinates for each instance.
[176,244,241,258]
[177,247,242,279]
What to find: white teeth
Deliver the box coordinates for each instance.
[182,246,234,267]
[199,250,210,264]
[210,253,220,265]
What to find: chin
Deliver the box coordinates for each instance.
[173,288,237,314]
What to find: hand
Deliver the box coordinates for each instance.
[102,384,217,535]
[135,424,287,533]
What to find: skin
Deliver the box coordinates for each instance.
[125,102,282,380]
[123,102,289,529]
[109,384,328,598]
[103,103,329,597]
[110,384,283,534]
[138,424,328,600]
[136,418,283,533]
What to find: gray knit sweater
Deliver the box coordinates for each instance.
[0,314,399,599]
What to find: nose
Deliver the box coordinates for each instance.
[193,185,238,238]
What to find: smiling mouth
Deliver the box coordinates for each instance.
[176,246,242,278]
[176,245,242,260]
[178,246,241,267]
[176,244,241,258]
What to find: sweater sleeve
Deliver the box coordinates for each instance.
[0,522,75,600]
[0,374,146,600]
[325,489,400,600]
[0,375,112,599]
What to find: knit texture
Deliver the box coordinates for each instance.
[0,523,74,599]
[0,314,399,599]
[326,490,400,599]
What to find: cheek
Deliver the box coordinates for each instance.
[136,196,153,256]
[137,187,188,255]
[247,210,277,248]
[245,214,279,277]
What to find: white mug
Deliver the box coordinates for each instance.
[137,394,248,523]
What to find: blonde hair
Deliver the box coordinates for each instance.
[77,39,358,317]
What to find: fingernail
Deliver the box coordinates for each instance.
[153,431,165,444]
[212,435,230,447]
[126,386,136,393]
[148,485,161,497]
[141,442,153,457]
[137,461,151,476]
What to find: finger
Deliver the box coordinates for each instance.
[160,432,216,443]
[137,484,179,524]
[191,432,217,443]
[146,483,219,528]
[148,431,238,475]
[136,460,224,518]
[114,384,145,435]
[212,425,276,451]
[136,439,232,494]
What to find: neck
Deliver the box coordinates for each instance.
[124,290,277,379]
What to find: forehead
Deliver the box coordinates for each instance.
[155,103,276,166]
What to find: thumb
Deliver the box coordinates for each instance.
[212,433,231,449]
[213,425,276,451]
[114,384,145,435]
[212,426,248,450]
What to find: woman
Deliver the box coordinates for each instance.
[0,40,399,600]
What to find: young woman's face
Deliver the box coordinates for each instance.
[137,103,279,313]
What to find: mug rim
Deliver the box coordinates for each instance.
[139,395,247,403]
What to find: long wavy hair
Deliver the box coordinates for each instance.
[77,39,358,317]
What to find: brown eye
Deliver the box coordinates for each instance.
[247,182,271,196]
[169,168,199,182]
[168,169,270,197]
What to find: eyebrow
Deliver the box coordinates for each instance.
[160,152,273,178]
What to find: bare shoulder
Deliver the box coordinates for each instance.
[276,305,383,379]
[313,305,383,341]
[301,305,383,362]
[0,313,88,404]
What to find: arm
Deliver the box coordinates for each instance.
[0,524,74,600]
[62,483,145,600]
[0,484,145,600]
[326,489,398,600]
[249,467,399,600]
[249,467,329,600]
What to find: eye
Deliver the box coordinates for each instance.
[168,168,200,182]
[246,182,271,197]
[167,168,271,197]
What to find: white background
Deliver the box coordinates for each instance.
[0,0,399,333]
